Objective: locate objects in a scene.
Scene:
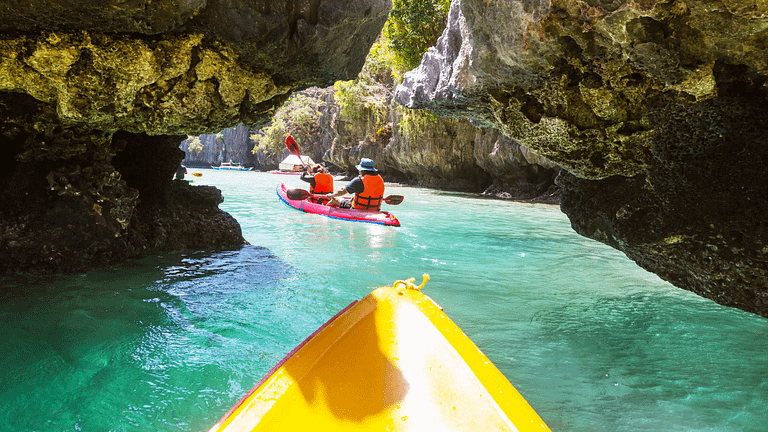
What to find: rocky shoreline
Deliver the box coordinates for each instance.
[1,139,247,275]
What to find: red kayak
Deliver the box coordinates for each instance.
[276,183,400,227]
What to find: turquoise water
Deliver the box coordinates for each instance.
[1,170,767,431]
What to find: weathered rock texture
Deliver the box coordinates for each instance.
[0,0,391,273]
[318,85,561,201]
[202,84,560,200]
[396,0,768,316]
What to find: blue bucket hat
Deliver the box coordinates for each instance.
[355,158,378,173]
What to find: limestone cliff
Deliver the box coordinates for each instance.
[218,81,559,201]
[0,0,391,273]
[320,85,561,201]
[180,125,257,168]
[395,0,768,317]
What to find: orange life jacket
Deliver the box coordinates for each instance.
[311,172,334,194]
[353,174,385,211]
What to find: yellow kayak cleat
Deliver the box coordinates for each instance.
[208,275,550,432]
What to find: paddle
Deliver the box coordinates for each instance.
[382,195,404,205]
[285,135,309,169]
[286,188,404,205]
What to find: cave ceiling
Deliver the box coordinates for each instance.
[0,0,391,137]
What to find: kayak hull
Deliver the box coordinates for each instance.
[208,281,550,432]
[276,183,400,227]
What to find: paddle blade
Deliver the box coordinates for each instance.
[383,195,404,205]
[286,188,311,201]
[285,136,300,156]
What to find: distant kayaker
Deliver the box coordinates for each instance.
[175,164,187,180]
[327,158,385,211]
[301,165,334,195]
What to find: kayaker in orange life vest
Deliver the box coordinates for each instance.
[300,164,334,204]
[300,165,334,194]
[327,158,385,210]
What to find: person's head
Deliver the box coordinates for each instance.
[312,165,325,174]
[355,158,378,174]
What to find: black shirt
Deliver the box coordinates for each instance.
[344,176,364,194]
[300,171,316,188]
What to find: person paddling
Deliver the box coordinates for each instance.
[301,165,334,204]
[327,158,385,211]
[174,164,187,180]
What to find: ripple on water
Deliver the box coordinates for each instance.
[1,171,767,432]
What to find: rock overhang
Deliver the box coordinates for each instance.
[0,0,393,273]
[1,0,393,137]
[395,0,768,317]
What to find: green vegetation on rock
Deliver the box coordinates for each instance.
[251,92,325,157]
[331,0,451,132]
[398,108,440,137]
[384,0,452,71]
[187,136,204,154]
[334,38,394,133]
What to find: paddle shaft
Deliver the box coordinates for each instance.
[287,188,403,205]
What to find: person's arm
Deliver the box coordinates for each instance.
[327,186,348,198]
[328,178,362,200]
[299,171,315,187]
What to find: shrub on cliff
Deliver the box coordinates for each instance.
[334,38,394,134]
[186,136,204,154]
[333,0,451,134]
[384,0,451,71]
[251,92,326,157]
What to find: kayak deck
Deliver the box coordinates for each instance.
[208,277,550,432]
[276,183,400,227]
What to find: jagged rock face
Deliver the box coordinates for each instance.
[1,132,245,274]
[384,105,561,196]
[0,0,391,273]
[0,0,390,91]
[1,0,392,136]
[319,86,559,198]
[395,0,768,316]
[385,106,490,190]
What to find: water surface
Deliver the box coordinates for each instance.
[1,170,766,431]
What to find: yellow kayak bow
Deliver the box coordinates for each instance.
[208,276,550,432]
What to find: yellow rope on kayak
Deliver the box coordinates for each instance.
[393,273,430,291]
